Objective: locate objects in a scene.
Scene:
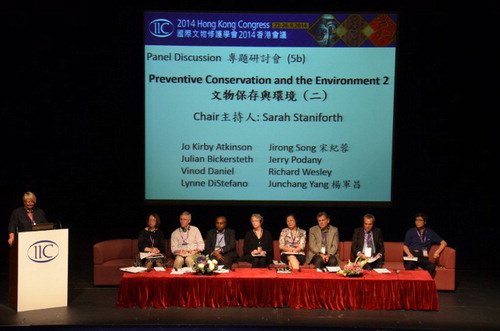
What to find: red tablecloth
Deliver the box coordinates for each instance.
[116,268,438,310]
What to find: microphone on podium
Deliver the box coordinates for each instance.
[54,219,63,229]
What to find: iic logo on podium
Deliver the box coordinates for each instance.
[28,240,60,263]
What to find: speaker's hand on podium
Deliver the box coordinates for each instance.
[8,233,14,246]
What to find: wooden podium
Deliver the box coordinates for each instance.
[9,228,68,312]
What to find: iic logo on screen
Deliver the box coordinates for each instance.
[149,19,174,37]
[27,240,60,263]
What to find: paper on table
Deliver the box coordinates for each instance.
[154,266,166,272]
[325,266,341,272]
[120,266,147,273]
[373,268,391,274]
[170,267,195,274]
[276,267,292,273]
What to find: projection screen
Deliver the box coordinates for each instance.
[144,12,398,205]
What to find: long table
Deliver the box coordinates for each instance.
[116,268,438,310]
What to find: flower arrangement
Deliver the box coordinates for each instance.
[337,256,368,277]
[192,254,218,275]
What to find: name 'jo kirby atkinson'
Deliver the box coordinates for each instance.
[181,143,252,152]
[193,112,344,122]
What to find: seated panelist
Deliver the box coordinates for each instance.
[306,211,339,269]
[240,213,273,268]
[171,211,204,269]
[279,214,306,269]
[135,213,167,269]
[351,213,384,269]
[403,212,447,277]
[204,216,237,269]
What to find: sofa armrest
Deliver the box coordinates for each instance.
[236,239,244,258]
[340,241,350,262]
[273,240,280,261]
[432,246,456,269]
[93,239,134,265]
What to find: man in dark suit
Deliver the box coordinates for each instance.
[351,213,384,269]
[204,216,237,269]
[8,191,48,246]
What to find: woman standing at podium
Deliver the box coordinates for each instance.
[135,213,167,268]
[7,191,48,246]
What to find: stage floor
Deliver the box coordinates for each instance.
[0,269,499,331]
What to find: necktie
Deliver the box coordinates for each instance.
[366,232,375,253]
[28,211,35,225]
